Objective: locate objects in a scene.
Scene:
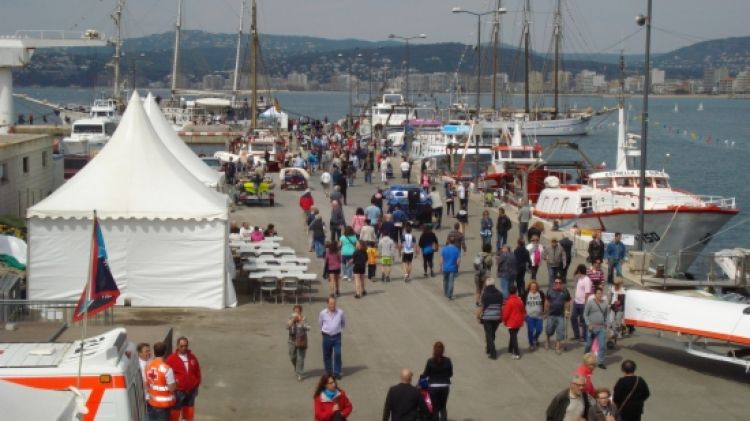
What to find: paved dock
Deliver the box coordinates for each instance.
[60,164,749,420]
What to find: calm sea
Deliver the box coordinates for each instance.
[13,87,750,255]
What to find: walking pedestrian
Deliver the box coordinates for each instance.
[496,245,517,298]
[457,182,467,210]
[559,234,573,282]
[496,207,512,251]
[545,277,571,354]
[382,369,428,421]
[360,219,377,245]
[429,186,443,229]
[502,285,525,360]
[145,342,176,421]
[527,236,544,280]
[588,232,605,264]
[352,240,368,298]
[352,208,367,236]
[575,353,599,397]
[473,243,494,307]
[313,374,353,421]
[447,223,466,254]
[588,387,621,421]
[476,278,503,359]
[401,225,417,281]
[325,242,342,297]
[609,278,626,338]
[527,221,544,243]
[366,242,379,281]
[584,288,609,368]
[545,375,592,421]
[287,304,310,381]
[319,297,346,379]
[421,341,453,421]
[524,281,545,351]
[401,159,411,183]
[572,264,593,343]
[518,201,531,238]
[365,198,382,226]
[378,233,397,283]
[330,200,345,242]
[166,337,201,421]
[439,237,461,300]
[587,260,605,290]
[339,226,358,282]
[419,224,439,277]
[444,183,455,217]
[479,210,493,249]
[613,360,650,421]
[605,233,626,284]
[309,208,327,258]
[543,238,566,288]
[514,239,531,295]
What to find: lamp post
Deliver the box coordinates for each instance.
[636,0,652,251]
[452,6,506,179]
[338,52,356,132]
[388,33,426,103]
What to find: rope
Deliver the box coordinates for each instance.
[646,206,680,253]
[676,215,750,254]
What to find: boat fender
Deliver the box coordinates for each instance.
[544,176,561,188]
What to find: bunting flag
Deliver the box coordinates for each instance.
[72,217,120,322]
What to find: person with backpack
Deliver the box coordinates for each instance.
[418,224,439,278]
[473,243,494,307]
[287,304,310,381]
[496,207,512,251]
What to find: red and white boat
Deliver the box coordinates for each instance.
[532,106,739,274]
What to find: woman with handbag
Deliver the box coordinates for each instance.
[421,341,452,421]
[313,374,353,421]
[287,304,310,381]
[479,210,493,249]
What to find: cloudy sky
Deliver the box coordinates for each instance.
[2,0,748,54]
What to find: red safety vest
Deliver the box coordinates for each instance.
[146,358,176,408]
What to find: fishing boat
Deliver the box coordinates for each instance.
[532,104,738,274]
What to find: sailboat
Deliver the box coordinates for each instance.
[698,101,704,111]
[674,103,679,113]
[488,0,593,136]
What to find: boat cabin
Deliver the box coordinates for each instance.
[587,170,671,189]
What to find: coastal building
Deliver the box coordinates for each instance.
[702,66,729,94]
[651,68,666,87]
[732,67,750,93]
[718,77,734,94]
[0,134,59,218]
[287,72,309,90]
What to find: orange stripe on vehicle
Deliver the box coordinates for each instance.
[624,319,750,346]
[2,375,126,420]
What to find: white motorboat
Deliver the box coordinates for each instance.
[61,99,119,155]
[370,92,416,129]
[532,106,738,274]
[409,121,495,162]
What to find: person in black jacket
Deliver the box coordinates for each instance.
[496,207,512,251]
[588,232,605,264]
[421,341,452,421]
[514,239,531,296]
[558,235,573,282]
[546,375,591,421]
[382,369,428,421]
[613,360,650,421]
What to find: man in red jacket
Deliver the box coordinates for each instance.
[501,285,526,360]
[166,336,202,421]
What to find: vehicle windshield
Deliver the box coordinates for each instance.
[73,124,104,134]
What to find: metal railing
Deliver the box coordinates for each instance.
[0,299,114,325]
[630,249,750,289]
[698,195,736,209]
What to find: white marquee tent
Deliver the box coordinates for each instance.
[143,93,223,189]
[27,92,237,309]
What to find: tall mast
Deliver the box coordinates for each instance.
[553,0,561,119]
[232,0,246,101]
[111,0,124,105]
[523,0,531,115]
[171,0,183,94]
[491,0,501,112]
[251,0,258,130]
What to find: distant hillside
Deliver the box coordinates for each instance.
[12,31,750,87]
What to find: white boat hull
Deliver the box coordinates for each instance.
[535,208,736,273]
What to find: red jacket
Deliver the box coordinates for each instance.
[501,294,526,328]
[314,389,353,421]
[575,364,596,397]
[299,193,314,211]
[166,351,202,392]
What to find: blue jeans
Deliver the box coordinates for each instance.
[342,255,353,279]
[547,266,560,287]
[607,259,622,284]
[498,277,510,298]
[586,327,607,365]
[443,271,457,299]
[322,333,342,377]
[496,231,508,252]
[571,303,587,341]
[314,239,325,258]
[526,316,544,347]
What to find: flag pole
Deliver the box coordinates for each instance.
[77,210,98,389]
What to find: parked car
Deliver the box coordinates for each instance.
[383,184,432,226]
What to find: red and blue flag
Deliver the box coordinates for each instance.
[73,218,120,321]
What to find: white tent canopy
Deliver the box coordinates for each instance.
[27,92,236,309]
[143,93,223,189]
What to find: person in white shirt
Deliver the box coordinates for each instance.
[457,182,467,210]
[137,342,152,399]
[400,159,411,183]
[238,222,252,240]
[401,226,416,281]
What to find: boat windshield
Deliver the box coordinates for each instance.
[73,124,104,134]
[592,178,612,189]
[652,177,669,188]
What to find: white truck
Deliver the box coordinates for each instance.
[0,327,147,420]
